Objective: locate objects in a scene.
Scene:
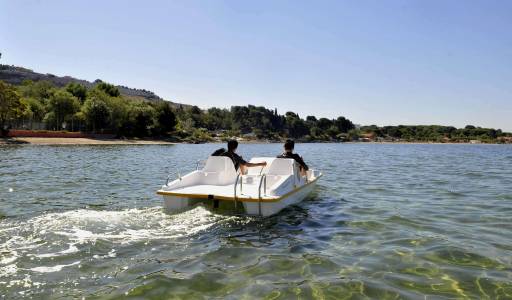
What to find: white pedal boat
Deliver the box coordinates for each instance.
[157,156,322,216]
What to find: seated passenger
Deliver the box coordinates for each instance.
[221,140,266,174]
[277,139,308,176]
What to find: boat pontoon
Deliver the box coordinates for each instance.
[157,156,322,216]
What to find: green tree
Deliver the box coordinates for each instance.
[205,107,231,130]
[347,129,360,141]
[155,102,177,135]
[0,81,22,134]
[45,90,80,130]
[230,106,251,133]
[326,125,340,139]
[82,89,130,133]
[191,128,212,141]
[82,95,111,132]
[317,118,333,131]
[306,115,317,123]
[186,105,205,128]
[19,80,55,104]
[181,118,195,133]
[65,82,87,103]
[130,103,155,137]
[334,116,355,133]
[96,82,120,97]
[20,97,46,129]
[309,126,320,138]
[117,102,157,137]
[285,111,309,138]
[107,96,129,133]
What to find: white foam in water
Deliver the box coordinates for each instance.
[0,206,243,278]
[0,250,18,265]
[39,206,227,243]
[34,244,79,258]
[29,261,80,273]
[0,264,18,277]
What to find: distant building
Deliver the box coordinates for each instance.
[498,136,512,144]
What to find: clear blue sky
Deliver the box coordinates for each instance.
[1,0,511,131]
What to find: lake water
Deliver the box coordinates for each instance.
[1,143,511,299]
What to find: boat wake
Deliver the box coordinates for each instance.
[0,206,246,279]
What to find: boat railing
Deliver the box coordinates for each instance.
[257,174,267,216]
[236,173,265,194]
[234,173,267,215]
[233,173,241,209]
[195,159,206,170]
[165,159,204,185]
[165,170,182,185]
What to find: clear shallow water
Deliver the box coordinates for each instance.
[0,143,511,299]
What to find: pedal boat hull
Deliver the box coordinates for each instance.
[157,156,322,216]
[157,175,320,216]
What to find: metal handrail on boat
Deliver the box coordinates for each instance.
[233,173,241,209]
[165,159,204,186]
[165,170,182,185]
[257,174,267,216]
[195,159,206,170]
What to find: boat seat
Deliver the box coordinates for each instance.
[203,156,236,173]
[266,158,296,176]
[201,156,238,185]
[246,157,276,175]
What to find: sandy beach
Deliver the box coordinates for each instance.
[0,137,176,145]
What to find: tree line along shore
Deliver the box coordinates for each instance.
[1,79,511,144]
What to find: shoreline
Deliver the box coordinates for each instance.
[1,137,510,145]
[0,137,177,145]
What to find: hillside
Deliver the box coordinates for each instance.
[0,64,509,143]
[0,64,188,108]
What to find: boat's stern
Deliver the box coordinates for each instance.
[158,156,322,216]
[161,194,192,211]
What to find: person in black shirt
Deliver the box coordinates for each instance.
[277,139,309,175]
[222,140,266,174]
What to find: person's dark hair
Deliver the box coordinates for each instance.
[227,140,238,151]
[211,148,226,156]
[284,139,295,151]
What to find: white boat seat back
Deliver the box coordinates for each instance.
[201,156,238,185]
[203,156,235,173]
[266,158,295,176]
[246,157,276,175]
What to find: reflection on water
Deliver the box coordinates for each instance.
[0,143,512,299]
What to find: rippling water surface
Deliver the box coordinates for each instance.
[1,143,511,299]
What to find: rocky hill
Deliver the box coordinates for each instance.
[0,64,188,107]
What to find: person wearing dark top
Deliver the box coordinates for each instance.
[277,139,309,175]
[221,140,266,173]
